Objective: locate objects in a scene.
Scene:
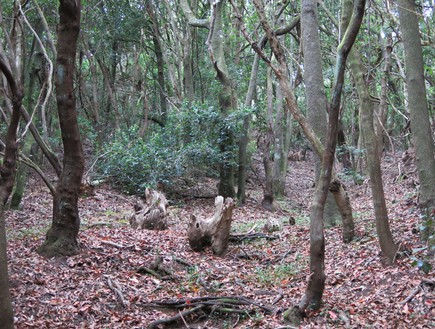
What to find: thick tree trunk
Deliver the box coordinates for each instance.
[343,0,398,264]
[301,0,341,227]
[38,0,84,258]
[188,196,235,257]
[0,56,24,329]
[398,0,435,240]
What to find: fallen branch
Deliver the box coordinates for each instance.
[145,295,276,328]
[144,295,277,314]
[229,232,279,243]
[100,239,133,249]
[401,285,422,305]
[106,277,129,308]
[148,304,205,329]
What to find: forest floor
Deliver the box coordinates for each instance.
[5,151,435,328]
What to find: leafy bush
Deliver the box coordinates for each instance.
[96,102,253,194]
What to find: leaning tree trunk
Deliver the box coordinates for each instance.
[343,0,398,264]
[208,0,237,198]
[38,0,84,258]
[181,0,236,198]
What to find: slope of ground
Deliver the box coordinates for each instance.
[5,153,434,328]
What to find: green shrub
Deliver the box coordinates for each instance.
[96,102,253,194]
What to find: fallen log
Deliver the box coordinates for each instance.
[187,196,235,257]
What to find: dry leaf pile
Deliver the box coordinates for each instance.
[6,154,434,328]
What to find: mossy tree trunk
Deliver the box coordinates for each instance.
[38,0,84,258]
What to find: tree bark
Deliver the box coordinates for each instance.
[38,0,84,258]
[181,0,237,198]
[301,0,341,227]
[398,0,435,239]
[0,55,23,329]
[343,0,398,264]
[248,0,354,243]
[286,1,365,322]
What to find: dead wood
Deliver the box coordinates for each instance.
[106,277,129,308]
[147,304,206,329]
[229,232,279,243]
[145,295,277,327]
[130,188,168,230]
[187,196,235,256]
[137,256,176,280]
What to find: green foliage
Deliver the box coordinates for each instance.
[254,262,303,287]
[97,102,254,194]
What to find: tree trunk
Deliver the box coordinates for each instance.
[207,0,237,198]
[187,196,235,257]
[38,0,84,258]
[0,55,24,329]
[250,0,354,243]
[146,1,168,122]
[301,0,341,227]
[237,51,261,205]
[343,0,398,264]
[285,1,365,322]
[261,66,276,211]
[398,0,435,240]
[181,0,237,198]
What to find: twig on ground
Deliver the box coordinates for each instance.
[229,232,279,243]
[401,284,422,305]
[100,239,133,249]
[106,277,129,308]
[147,304,206,329]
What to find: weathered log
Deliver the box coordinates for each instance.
[187,196,235,257]
[130,188,168,230]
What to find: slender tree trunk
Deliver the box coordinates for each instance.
[398,0,435,240]
[38,0,84,258]
[262,66,276,210]
[146,1,168,121]
[285,1,365,322]
[343,0,398,264]
[375,32,392,156]
[181,0,236,198]
[237,51,261,204]
[207,0,237,198]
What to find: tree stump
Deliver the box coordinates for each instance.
[187,196,235,257]
[130,188,168,230]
